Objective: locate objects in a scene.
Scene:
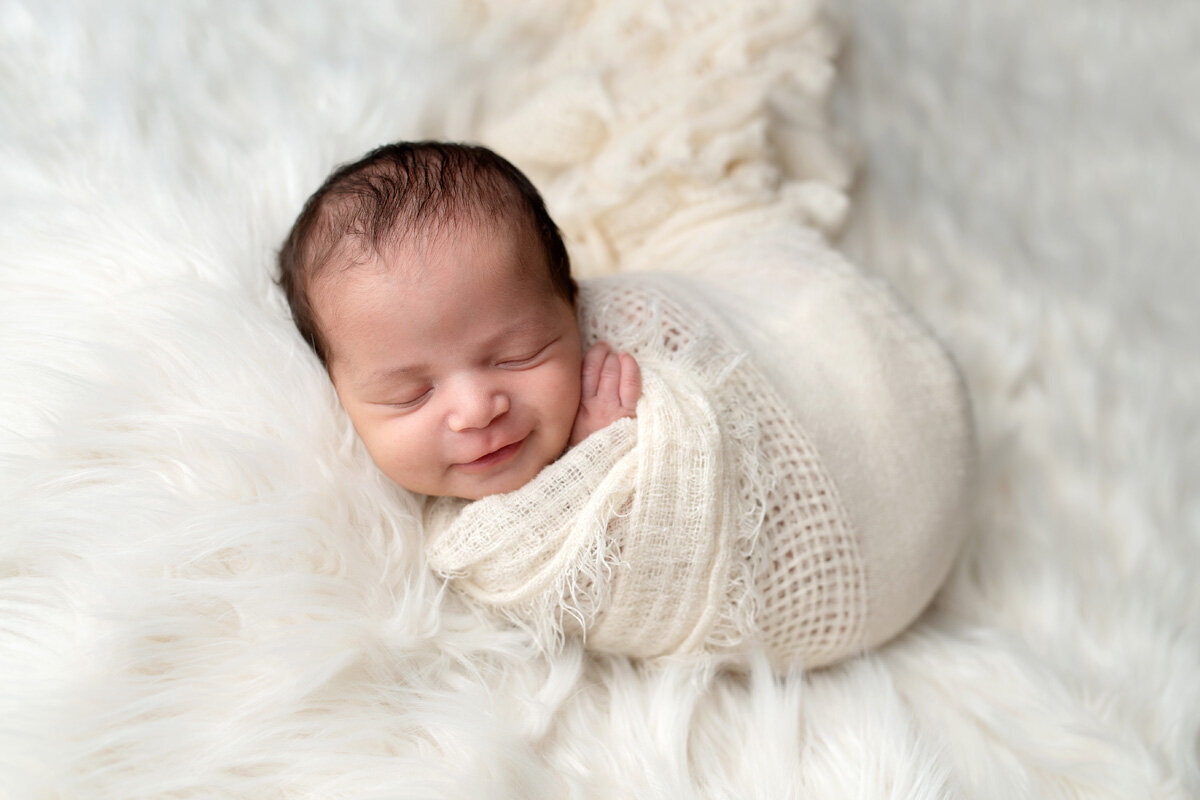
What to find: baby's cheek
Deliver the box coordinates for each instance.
[363,418,420,473]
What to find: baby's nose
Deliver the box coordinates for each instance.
[446,379,510,432]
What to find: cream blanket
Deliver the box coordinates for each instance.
[426,232,974,670]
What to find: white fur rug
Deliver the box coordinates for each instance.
[2,1,1198,797]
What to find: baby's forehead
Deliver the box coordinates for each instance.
[319,214,548,297]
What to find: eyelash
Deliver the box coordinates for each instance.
[391,388,432,409]
[496,341,553,368]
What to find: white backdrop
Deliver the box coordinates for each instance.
[2,1,1197,797]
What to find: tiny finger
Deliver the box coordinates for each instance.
[580,342,610,397]
[618,352,642,409]
[596,349,621,399]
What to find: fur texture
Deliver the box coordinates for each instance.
[1,0,1197,797]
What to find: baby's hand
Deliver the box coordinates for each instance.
[569,342,642,447]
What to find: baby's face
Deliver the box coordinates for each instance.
[314,221,582,500]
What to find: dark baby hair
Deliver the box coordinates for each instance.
[277,141,575,366]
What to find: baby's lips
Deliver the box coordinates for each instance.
[455,435,526,467]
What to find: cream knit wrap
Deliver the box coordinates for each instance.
[425,224,976,669]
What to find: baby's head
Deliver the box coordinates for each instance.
[279,142,583,500]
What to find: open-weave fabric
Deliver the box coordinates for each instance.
[424,271,870,668]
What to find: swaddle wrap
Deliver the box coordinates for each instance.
[425,225,975,669]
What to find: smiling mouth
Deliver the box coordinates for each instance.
[456,438,526,472]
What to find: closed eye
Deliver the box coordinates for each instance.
[496,340,556,369]
[388,387,432,409]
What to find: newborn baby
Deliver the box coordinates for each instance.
[278,141,976,669]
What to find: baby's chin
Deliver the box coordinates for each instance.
[448,458,550,501]
[439,476,531,502]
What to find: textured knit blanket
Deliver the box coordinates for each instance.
[425,239,974,670]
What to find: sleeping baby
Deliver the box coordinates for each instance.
[278,141,976,669]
